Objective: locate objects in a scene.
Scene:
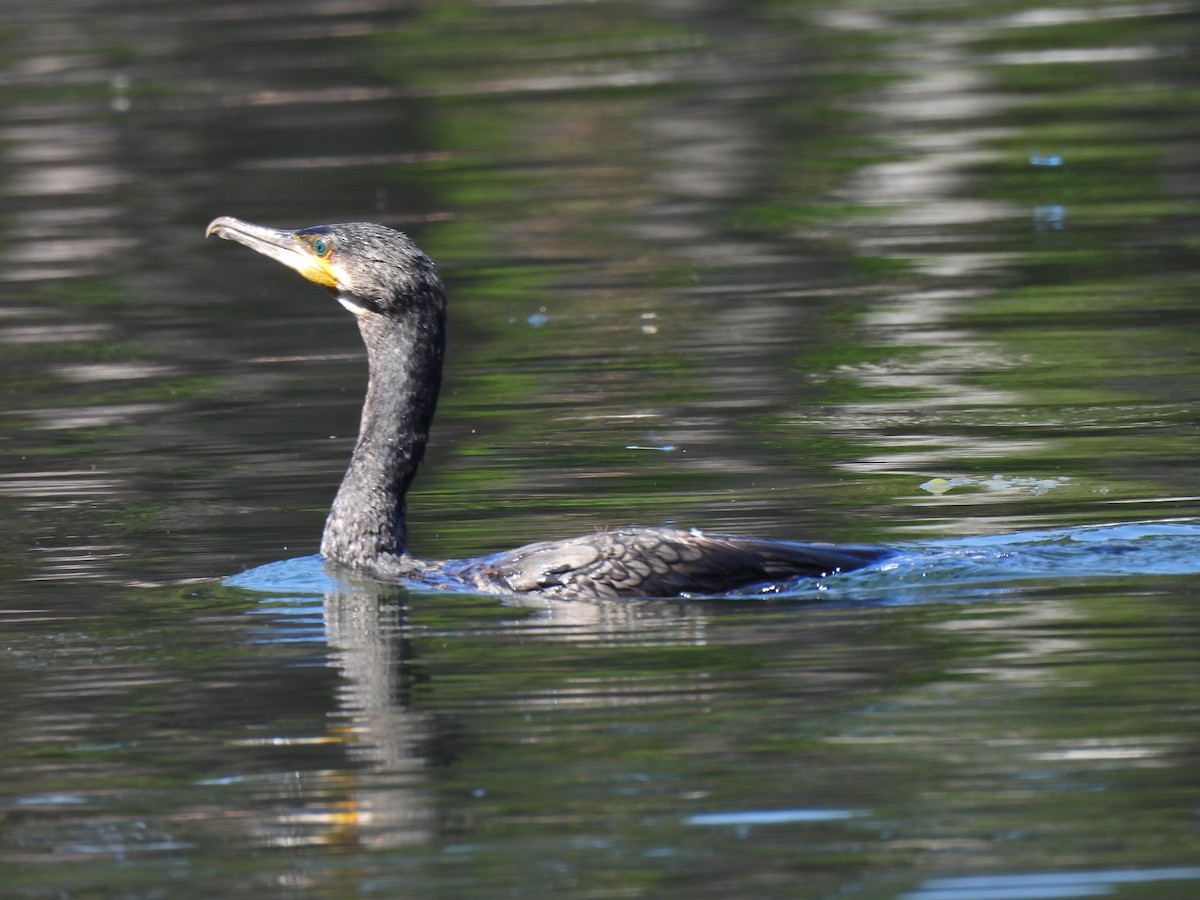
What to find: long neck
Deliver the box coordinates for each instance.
[320,303,445,574]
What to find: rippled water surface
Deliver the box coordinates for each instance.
[2,0,1199,896]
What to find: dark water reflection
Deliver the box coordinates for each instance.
[7,575,1200,896]
[2,0,1200,896]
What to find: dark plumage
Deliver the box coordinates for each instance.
[206,216,890,599]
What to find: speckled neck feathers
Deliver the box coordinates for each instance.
[317,233,446,577]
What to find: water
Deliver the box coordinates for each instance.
[231,518,1200,598]
[2,0,1199,896]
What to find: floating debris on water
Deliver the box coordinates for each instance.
[920,474,1070,496]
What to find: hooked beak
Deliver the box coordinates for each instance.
[205,216,338,291]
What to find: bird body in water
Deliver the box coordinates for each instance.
[206,217,890,599]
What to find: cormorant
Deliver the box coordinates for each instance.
[206,216,889,599]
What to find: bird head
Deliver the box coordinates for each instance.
[205,216,443,318]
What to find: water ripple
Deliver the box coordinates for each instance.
[226,520,1200,604]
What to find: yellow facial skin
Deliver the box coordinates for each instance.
[295,233,338,291]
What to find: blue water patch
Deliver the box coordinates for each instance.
[17,793,88,806]
[772,519,1200,603]
[225,554,347,595]
[901,866,1200,900]
[687,808,863,826]
[911,519,1200,578]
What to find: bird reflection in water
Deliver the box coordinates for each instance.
[263,582,718,852]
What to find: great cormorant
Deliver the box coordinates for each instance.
[206,216,889,599]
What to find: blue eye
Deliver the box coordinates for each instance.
[313,237,330,257]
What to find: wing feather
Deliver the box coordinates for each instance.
[473,527,888,599]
